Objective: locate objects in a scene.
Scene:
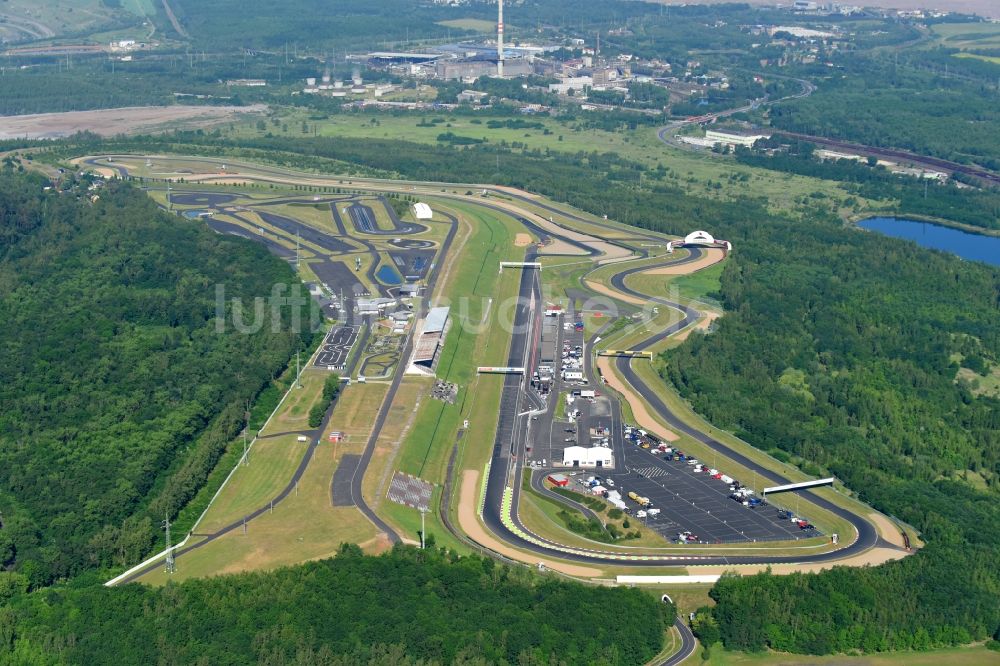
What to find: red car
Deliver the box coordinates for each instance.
[712,473,723,479]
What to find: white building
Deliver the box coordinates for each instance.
[704,130,770,148]
[413,202,433,220]
[666,230,733,253]
[684,230,715,245]
[549,76,592,95]
[562,445,614,468]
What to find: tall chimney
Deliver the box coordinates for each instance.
[497,0,504,77]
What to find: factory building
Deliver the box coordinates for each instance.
[434,57,532,81]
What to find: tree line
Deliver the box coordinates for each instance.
[0,545,671,665]
[0,168,309,587]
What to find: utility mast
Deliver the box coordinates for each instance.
[163,513,176,574]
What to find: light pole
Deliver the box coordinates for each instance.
[419,508,428,549]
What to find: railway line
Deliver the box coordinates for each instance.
[772,131,1000,187]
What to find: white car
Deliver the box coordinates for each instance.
[607,479,615,487]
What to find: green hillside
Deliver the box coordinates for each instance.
[0,168,308,586]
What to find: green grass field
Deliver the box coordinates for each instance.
[436,18,497,32]
[345,196,533,552]
[931,21,1000,50]
[224,112,866,217]
[703,643,998,666]
[92,153,894,576]
[955,52,1000,65]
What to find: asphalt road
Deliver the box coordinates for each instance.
[90,155,881,583]
[663,620,697,666]
[345,210,460,542]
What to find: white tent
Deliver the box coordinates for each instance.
[413,202,433,220]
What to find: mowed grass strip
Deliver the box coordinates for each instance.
[179,433,308,535]
[373,201,526,545]
[141,382,390,583]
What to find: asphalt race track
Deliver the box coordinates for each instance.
[478,222,880,567]
[257,211,355,254]
[315,325,359,370]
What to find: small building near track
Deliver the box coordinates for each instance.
[562,445,614,468]
[547,473,570,487]
[413,202,433,220]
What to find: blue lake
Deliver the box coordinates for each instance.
[376,264,403,285]
[857,217,1000,267]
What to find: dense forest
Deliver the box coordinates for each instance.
[0,168,309,586]
[1,545,671,665]
[769,48,1000,171]
[662,208,1000,653]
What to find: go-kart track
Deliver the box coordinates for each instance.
[83,154,905,665]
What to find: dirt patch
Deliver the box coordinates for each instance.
[458,470,603,577]
[694,545,911,576]
[673,311,720,343]
[597,358,680,442]
[514,233,533,247]
[541,238,589,256]
[0,105,266,140]
[868,512,908,549]
[644,248,725,275]
[358,533,397,554]
[585,279,647,306]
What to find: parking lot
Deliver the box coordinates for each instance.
[522,295,819,545]
[592,430,823,543]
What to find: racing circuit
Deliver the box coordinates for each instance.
[83,154,910,665]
